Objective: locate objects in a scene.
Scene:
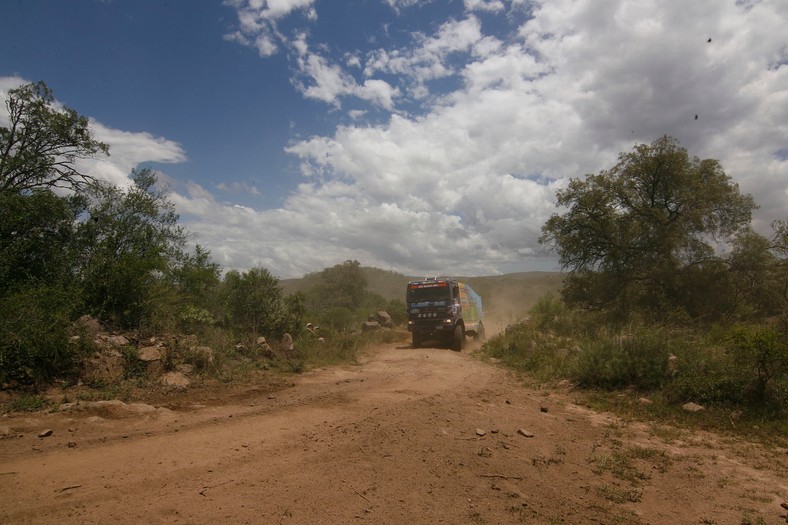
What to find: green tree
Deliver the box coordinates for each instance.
[771,219,788,303]
[311,260,367,310]
[0,190,85,294]
[223,267,285,337]
[305,260,370,331]
[77,168,186,327]
[727,229,783,317]
[540,136,755,318]
[169,244,221,310]
[0,81,108,193]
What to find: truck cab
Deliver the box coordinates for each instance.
[406,277,484,350]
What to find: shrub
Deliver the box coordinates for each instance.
[663,345,748,405]
[0,286,79,385]
[726,324,787,405]
[570,328,670,390]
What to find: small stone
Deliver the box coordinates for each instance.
[540,405,549,413]
[475,428,487,437]
[67,441,77,448]
[517,429,534,438]
[38,429,54,438]
[638,397,653,406]
[682,402,705,413]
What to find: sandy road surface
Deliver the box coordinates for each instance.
[1,338,786,524]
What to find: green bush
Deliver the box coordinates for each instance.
[663,347,748,405]
[482,321,572,379]
[570,328,670,390]
[726,324,787,405]
[0,286,80,385]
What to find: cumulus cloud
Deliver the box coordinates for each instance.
[10,0,787,279]
[254,0,786,276]
[80,121,186,188]
[364,16,486,96]
[1,76,186,189]
[216,181,262,196]
[223,0,317,57]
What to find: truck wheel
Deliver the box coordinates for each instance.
[450,324,464,352]
[475,321,486,342]
[412,333,422,348]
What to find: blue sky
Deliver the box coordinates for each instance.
[2,0,787,278]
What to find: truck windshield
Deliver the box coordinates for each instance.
[407,284,450,304]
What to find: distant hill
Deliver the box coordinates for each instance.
[281,267,564,334]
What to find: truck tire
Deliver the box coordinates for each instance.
[450,324,464,352]
[412,332,422,348]
[474,321,486,342]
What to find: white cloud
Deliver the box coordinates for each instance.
[80,121,186,188]
[11,0,788,280]
[216,181,262,196]
[464,0,506,13]
[1,77,186,189]
[259,0,787,277]
[293,52,402,110]
[295,53,357,106]
[364,16,486,93]
[223,0,317,57]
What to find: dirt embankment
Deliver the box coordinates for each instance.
[1,338,786,524]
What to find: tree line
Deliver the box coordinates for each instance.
[2,81,784,398]
[0,82,397,385]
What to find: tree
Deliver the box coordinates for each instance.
[727,229,783,316]
[540,136,755,317]
[0,190,86,295]
[223,267,285,337]
[0,190,87,384]
[312,260,368,310]
[77,168,186,327]
[771,219,788,303]
[1,81,108,193]
[169,244,221,311]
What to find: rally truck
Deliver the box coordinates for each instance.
[406,277,484,351]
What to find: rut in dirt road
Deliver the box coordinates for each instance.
[1,341,786,525]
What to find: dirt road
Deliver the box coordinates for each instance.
[1,338,786,524]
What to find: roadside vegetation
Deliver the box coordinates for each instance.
[2,80,785,446]
[482,137,787,441]
[0,82,400,394]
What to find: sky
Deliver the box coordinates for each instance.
[1,0,787,279]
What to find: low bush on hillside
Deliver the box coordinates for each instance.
[482,296,787,427]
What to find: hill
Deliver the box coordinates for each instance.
[281,267,564,334]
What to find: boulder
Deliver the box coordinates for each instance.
[682,402,705,413]
[255,337,275,358]
[106,334,130,347]
[186,346,214,371]
[376,311,394,328]
[138,346,164,378]
[138,346,162,361]
[161,371,189,389]
[281,333,294,352]
[81,349,125,385]
[74,315,103,334]
[362,320,381,332]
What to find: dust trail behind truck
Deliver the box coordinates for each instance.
[406,277,484,350]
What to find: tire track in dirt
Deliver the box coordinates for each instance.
[1,339,785,524]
